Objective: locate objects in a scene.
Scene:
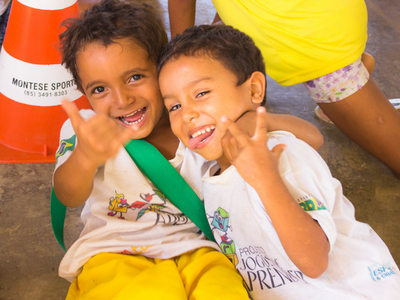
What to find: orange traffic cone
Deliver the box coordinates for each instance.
[0,0,91,163]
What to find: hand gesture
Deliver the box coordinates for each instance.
[61,99,136,169]
[220,106,286,190]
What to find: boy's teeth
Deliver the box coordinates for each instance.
[119,107,146,125]
[121,113,144,125]
[192,125,215,138]
[124,108,141,118]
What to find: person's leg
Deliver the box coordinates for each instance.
[318,77,400,179]
[66,253,187,300]
[312,52,376,125]
[176,247,250,299]
[361,52,375,75]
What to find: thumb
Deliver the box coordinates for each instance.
[61,98,84,129]
[270,143,287,159]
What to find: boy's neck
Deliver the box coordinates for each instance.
[144,110,179,161]
[216,155,231,175]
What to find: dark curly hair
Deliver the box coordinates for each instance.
[59,0,168,92]
[157,25,266,105]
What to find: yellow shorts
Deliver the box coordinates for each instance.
[66,247,250,300]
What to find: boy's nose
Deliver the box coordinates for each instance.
[182,107,199,124]
[114,88,134,107]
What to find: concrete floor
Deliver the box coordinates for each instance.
[1,0,399,299]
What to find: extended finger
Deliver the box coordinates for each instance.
[254,106,268,141]
[221,134,239,162]
[220,115,249,148]
[221,136,233,162]
[61,99,85,130]
[218,114,233,133]
[227,136,239,161]
[94,117,136,148]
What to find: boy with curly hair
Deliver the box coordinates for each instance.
[54,1,322,298]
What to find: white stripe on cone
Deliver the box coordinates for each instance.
[0,49,83,106]
[18,0,77,10]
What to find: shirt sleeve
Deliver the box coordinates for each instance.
[268,132,339,253]
[52,109,96,182]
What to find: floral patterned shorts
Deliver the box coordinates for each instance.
[303,57,370,103]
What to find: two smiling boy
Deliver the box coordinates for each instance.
[53,0,321,298]
[53,0,399,299]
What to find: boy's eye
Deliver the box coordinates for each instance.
[196,91,209,98]
[130,74,144,82]
[92,86,105,94]
[169,104,181,112]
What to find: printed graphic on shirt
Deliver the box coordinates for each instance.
[209,206,306,293]
[131,246,153,254]
[106,189,190,225]
[297,195,326,212]
[236,245,306,292]
[208,207,238,266]
[368,261,400,282]
[55,134,76,163]
[107,190,166,220]
[120,246,154,255]
[107,191,134,219]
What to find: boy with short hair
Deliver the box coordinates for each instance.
[55,1,248,298]
[157,25,400,299]
[54,0,322,298]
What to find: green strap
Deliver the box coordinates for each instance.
[50,187,67,251]
[124,140,214,241]
[51,139,215,251]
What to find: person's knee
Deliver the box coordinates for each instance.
[361,52,375,75]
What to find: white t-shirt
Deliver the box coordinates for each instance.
[199,131,400,299]
[54,110,218,282]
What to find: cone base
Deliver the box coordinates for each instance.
[0,142,55,164]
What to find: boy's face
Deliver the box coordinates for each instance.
[159,55,260,162]
[76,38,164,140]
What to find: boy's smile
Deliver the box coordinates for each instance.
[159,55,262,162]
[77,38,165,140]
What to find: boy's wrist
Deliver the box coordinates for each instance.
[72,146,101,174]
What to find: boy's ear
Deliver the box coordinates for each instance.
[249,71,265,104]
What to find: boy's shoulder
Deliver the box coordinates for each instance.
[267,130,315,151]
[267,130,331,176]
[267,130,304,150]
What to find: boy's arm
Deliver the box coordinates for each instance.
[54,100,133,207]
[168,0,196,38]
[221,107,330,278]
[233,110,324,151]
[266,113,323,151]
[168,1,222,38]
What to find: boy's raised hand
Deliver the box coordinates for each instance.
[61,99,135,169]
[220,106,286,189]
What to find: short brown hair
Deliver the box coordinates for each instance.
[59,0,168,92]
[158,25,266,105]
